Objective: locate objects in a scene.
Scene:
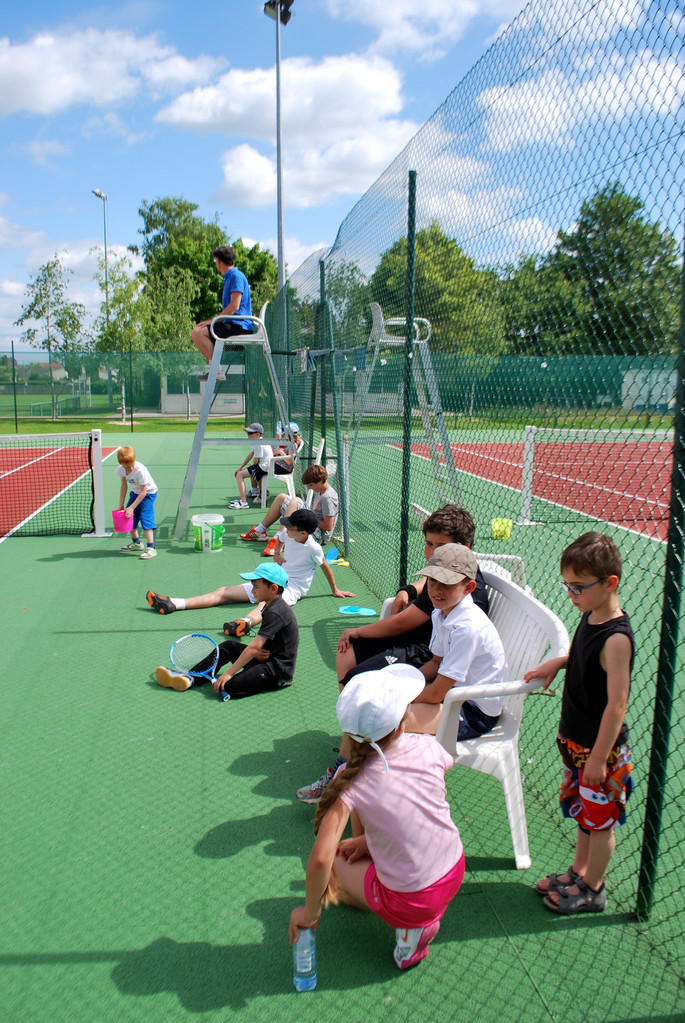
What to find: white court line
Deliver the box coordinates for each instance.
[0,447,64,480]
[389,441,668,543]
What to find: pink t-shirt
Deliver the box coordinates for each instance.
[339,732,463,892]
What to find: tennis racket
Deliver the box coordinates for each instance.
[169,633,230,702]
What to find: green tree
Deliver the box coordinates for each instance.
[135,196,278,326]
[370,222,505,354]
[93,253,144,353]
[138,266,199,351]
[505,183,681,356]
[15,256,87,418]
[551,182,680,355]
[321,259,371,350]
[500,253,585,356]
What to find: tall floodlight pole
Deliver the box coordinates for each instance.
[92,189,114,408]
[91,189,109,330]
[263,1,292,292]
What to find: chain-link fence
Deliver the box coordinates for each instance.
[254,0,685,969]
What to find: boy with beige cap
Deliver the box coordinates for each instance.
[405,542,508,738]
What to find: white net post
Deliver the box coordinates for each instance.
[82,428,112,537]
[518,425,537,524]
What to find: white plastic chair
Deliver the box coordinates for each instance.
[260,436,325,509]
[259,445,300,508]
[435,570,569,869]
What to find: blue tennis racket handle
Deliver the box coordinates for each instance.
[220,691,231,702]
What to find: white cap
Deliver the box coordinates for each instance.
[336,664,425,772]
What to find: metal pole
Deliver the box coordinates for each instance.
[399,170,417,588]
[275,11,285,295]
[635,224,685,920]
[321,260,348,552]
[11,338,18,433]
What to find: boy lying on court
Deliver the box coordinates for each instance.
[155,562,299,699]
[146,508,355,635]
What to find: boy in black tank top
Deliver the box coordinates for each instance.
[524,533,634,915]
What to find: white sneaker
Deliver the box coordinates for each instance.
[155,666,192,691]
[296,767,334,804]
[228,499,249,509]
[393,920,441,970]
[139,547,157,559]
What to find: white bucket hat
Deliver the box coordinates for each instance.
[336,663,425,772]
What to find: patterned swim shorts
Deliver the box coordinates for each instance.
[556,734,633,831]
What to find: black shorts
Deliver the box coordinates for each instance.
[248,464,268,482]
[209,320,253,341]
[341,642,432,687]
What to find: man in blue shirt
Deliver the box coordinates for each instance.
[191,246,252,380]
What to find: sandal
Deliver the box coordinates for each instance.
[543,878,607,915]
[535,865,582,896]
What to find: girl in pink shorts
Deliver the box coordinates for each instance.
[289,663,465,972]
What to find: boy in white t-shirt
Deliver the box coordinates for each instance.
[145,508,355,634]
[229,423,273,510]
[115,445,159,559]
[405,543,507,738]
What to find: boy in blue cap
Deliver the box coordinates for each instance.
[155,562,299,699]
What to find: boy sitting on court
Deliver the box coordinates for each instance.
[524,532,634,915]
[229,422,273,510]
[156,562,299,699]
[146,508,355,636]
[239,463,338,555]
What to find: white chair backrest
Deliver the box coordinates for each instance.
[483,569,566,680]
[480,568,568,729]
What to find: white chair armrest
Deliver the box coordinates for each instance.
[436,677,547,754]
[441,677,546,707]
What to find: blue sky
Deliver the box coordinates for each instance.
[1,0,529,352]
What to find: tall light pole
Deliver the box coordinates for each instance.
[263,1,292,293]
[91,189,109,331]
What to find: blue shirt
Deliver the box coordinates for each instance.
[222,267,252,331]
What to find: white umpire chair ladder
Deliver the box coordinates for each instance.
[350,302,461,505]
[173,304,294,540]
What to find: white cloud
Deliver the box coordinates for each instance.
[82,112,148,145]
[479,51,685,152]
[324,0,523,58]
[0,215,46,251]
[218,146,276,208]
[156,53,405,141]
[161,54,417,209]
[24,139,71,166]
[0,30,223,116]
[215,114,417,209]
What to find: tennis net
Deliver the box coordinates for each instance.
[0,429,109,538]
[519,425,673,539]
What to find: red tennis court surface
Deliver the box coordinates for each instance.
[404,438,673,541]
[0,443,116,537]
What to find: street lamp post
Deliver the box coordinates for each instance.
[91,189,109,329]
[263,1,292,293]
[91,188,114,408]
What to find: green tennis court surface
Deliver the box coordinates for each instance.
[1,433,682,1022]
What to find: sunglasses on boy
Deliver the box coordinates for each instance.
[559,577,607,596]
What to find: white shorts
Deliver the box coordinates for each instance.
[241,581,301,607]
[278,496,305,517]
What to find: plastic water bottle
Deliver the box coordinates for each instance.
[293,927,317,991]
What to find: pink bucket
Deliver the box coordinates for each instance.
[112,508,134,533]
